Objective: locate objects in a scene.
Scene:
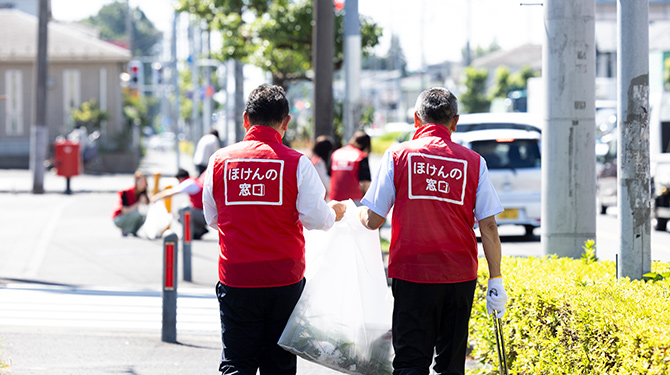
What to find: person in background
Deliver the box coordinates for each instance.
[194,128,221,175]
[310,135,334,199]
[358,87,508,375]
[150,168,209,240]
[112,171,148,237]
[202,84,347,375]
[329,131,372,203]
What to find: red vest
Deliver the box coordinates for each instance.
[112,186,140,218]
[187,177,204,210]
[329,145,366,201]
[210,125,304,287]
[389,124,481,283]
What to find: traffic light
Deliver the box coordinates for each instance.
[152,62,163,86]
[128,60,143,89]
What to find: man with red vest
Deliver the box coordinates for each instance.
[359,87,508,375]
[150,168,209,239]
[329,131,372,202]
[202,84,347,375]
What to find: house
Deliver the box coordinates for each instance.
[0,9,131,169]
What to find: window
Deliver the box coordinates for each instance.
[63,69,81,130]
[471,139,541,170]
[4,70,23,136]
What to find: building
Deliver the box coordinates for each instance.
[0,9,131,168]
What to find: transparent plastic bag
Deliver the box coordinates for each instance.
[137,201,172,240]
[279,200,394,375]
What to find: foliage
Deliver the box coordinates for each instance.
[82,0,162,57]
[462,40,501,64]
[370,132,403,155]
[489,65,539,100]
[115,91,157,152]
[362,34,407,75]
[460,67,490,114]
[580,239,598,265]
[468,256,670,374]
[70,99,110,132]
[176,0,382,88]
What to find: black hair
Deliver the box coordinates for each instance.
[245,84,290,127]
[312,135,334,164]
[176,168,190,180]
[348,131,371,153]
[415,87,459,125]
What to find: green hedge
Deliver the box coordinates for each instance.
[468,256,670,374]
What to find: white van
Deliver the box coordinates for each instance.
[454,113,543,237]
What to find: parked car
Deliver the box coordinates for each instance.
[652,158,670,231]
[392,113,543,236]
[453,113,542,237]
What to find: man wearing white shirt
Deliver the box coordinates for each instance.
[193,128,221,175]
[202,84,346,375]
[359,87,508,375]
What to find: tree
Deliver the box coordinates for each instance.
[362,34,407,75]
[82,1,162,56]
[489,66,511,100]
[460,67,490,113]
[462,40,500,64]
[176,0,382,88]
[71,99,110,132]
[490,65,539,100]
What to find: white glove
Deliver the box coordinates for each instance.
[486,277,507,318]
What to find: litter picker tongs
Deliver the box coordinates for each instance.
[492,311,509,375]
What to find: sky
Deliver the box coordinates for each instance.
[50,0,545,71]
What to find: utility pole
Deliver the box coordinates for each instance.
[202,27,212,138]
[343,0,360,143]
[541,0,596,258]
[617,0,651,279]
[313,0,335,141]
[189,22,200,142]
[126,0,133,54]
[172,11,181,171]
[234,60,244,142]
[31,0,49,194]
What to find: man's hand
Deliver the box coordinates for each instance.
[328,201,347,222]
[486,277,508,318]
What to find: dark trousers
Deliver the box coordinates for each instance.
[391,278,477,375]
[216,279,305,375]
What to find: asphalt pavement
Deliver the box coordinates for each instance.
[0,150,345,375]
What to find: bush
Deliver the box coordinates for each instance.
[468,256,670,374]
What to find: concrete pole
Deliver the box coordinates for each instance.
[617,0,651,279]
[541,0,596,258]
[189,22,201,143]
[313,0,335,140]
[203,28,212,138]
[31,0,49,194]
[343,0,361,143]
[234,60,244,142]
[172,11,181,171]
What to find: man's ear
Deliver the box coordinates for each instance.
[450,114,460,132]
[243,111,251,131]
[414,112,422,128]
[281,115,291,132]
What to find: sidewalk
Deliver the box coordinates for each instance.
[0,165,343,375]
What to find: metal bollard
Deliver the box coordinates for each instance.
[181,207,192,282]
[162,231,178,343]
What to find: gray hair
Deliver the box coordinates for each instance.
[414,87,459,125]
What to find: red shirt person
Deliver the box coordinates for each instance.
[329,131,372,202]
[202,84,346,375]
[112,171,148,237]
[358,87,508,374]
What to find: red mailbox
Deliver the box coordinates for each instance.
[53,140,81,177]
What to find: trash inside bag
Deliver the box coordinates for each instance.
[278,200,394,375]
